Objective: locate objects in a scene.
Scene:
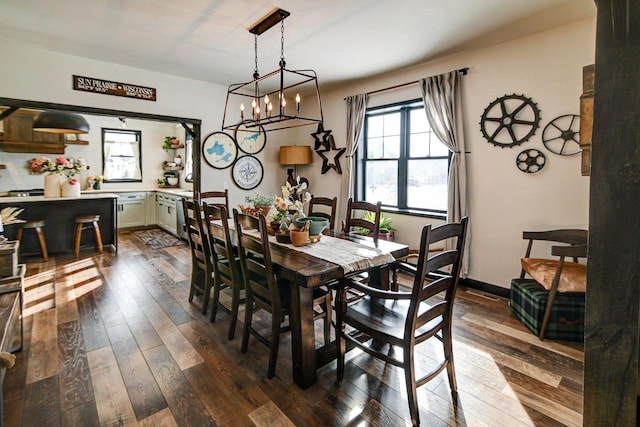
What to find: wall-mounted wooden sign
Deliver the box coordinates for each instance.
[72,75,156,101]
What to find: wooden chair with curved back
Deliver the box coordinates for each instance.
[335,217,468,426]
[181,198,214,314]
[510,229,588,341]
[308,196,338,231]
[342,198,381,243]
[202,202,244,340]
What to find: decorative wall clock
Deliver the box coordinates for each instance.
[480,94,541,148]
[232,155,264,190]
[542,114,581,156]
[235,121,266,154]
[202,131,238,169]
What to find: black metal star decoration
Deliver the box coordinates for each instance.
[317,135,346,174]
[311,123,332,150]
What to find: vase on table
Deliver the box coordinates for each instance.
[61,178,81,198]
[44,174,61,198]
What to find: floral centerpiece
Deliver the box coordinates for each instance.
[30,156,88,178]
[270,176,311,233]
[29,156,88,198]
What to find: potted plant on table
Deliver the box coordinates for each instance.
[243,193,276,217]
[360,211,396,241]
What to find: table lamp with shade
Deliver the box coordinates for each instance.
[279,145,312,188]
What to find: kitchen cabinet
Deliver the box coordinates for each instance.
[115,192,146,229]
[156,193,178,236]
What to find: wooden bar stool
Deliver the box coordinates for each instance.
[73,215,103,257]
[16,219,48,261]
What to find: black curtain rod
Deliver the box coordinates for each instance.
[345,67,469,100]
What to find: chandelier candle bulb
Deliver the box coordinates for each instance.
[240,103,245,120]
[296,93,301,112]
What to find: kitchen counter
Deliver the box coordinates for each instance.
[0,192,118,204]
[0,196,117,256]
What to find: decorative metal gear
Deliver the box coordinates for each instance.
[542,114,581,156]
[516,149,546,173]
[480,94,541,148]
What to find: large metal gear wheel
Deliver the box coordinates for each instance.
[480,94,541,148]
[542,114,581,156]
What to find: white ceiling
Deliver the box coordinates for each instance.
[0,0,595,90]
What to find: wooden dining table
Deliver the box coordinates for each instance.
[266,231,408,388]
[210,219,409,388]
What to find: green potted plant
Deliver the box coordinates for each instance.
[244,193,276,217]
[360,211,396,241]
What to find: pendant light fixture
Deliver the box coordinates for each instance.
[32,110,90,134]
[222,8,324,133]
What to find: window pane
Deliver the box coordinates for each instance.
[365,160,397,206]
[407,159,448,211]
[367,136,384,159]
[384,112,401,136]
[382,135,400,158]
[368,115,384,137]
[409,132,429,157]
[410,109,429,133]
[431,137,450,156]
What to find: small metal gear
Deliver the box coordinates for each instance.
[542,114,581,156]
[480,94,541,148]
[516,148,546,173]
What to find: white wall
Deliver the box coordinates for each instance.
[0,18,595,288]
[309,18,595,288]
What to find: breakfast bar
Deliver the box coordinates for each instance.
[0,193,118,256]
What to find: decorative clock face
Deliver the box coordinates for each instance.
[232,155,264,190]
[234,122,267,154]
[202,131,238,169]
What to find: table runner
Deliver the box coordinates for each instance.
[212,219,396,274]
[267,233,395,274]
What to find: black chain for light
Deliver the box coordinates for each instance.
[279,20,286,68]
[253,34,259,79]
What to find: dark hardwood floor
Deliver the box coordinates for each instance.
[3,229,583,426]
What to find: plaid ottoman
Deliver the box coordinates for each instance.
[509,278,585,341]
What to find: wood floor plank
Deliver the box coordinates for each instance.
[21,376,61,427]
[141,302,203,370]
[76,293,110,352]
[504,382,582,427]
[183,362,255,426]
[249,400,296,427]
[60,400,100,427]
[87,346,138,426]
[143,344,215,426]
[138,407,178,427]
[57,320,94,411]
[107,321,168,420]
[25,338,58,384]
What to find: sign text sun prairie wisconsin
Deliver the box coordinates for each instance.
[72,75,156,101]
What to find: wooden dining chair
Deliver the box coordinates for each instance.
[308,195,338,231]
[335,217,468,426]
[343,198,381,243]
[182,198,215,314]
[198,190,230,217]
[234,210,333,377]
[234,210,292,378]
[202,202,244,340]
